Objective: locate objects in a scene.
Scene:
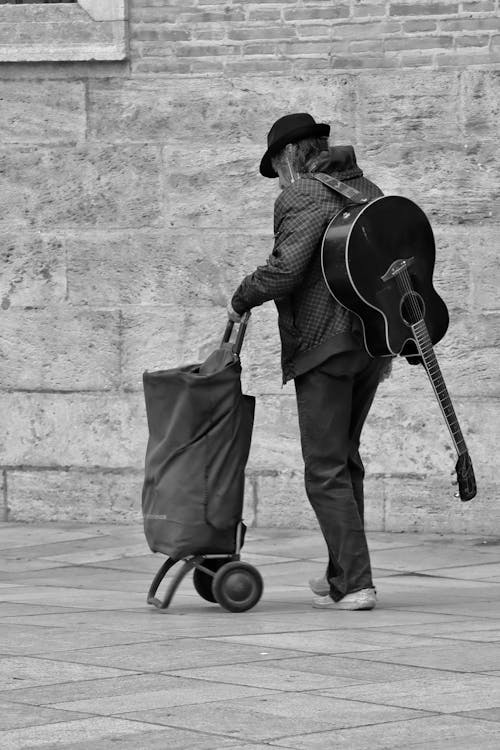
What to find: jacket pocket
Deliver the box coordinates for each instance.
[277,300,302,358]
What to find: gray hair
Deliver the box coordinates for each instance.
[271,135,329,176]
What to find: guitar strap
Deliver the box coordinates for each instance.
[312,172,370,205]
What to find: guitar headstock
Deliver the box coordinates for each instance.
[455,452,477,502]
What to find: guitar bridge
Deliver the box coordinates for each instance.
[381,257,415,283]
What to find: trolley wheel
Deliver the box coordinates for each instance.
[192,559,226,603]
[212,562,263,613]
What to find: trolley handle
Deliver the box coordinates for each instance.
[222,311,251,355]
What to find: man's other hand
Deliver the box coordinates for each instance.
[227,302,242,323]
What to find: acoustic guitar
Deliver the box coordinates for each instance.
[320,193,476,502]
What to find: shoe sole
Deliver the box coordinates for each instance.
[337,601,376,611]
[313,603,376,611]
[310,585,330,597]
[312,597,376,611]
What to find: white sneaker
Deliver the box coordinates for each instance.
[312,587,377,611]
[308,574,330,596]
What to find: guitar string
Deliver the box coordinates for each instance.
[399,266,422,324]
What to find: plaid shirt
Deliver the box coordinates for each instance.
[231,148,383,382]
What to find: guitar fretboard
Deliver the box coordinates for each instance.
[411,319,467,456]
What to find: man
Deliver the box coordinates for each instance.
[229,113,389,611]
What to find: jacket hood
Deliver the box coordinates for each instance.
[306,146,363,180]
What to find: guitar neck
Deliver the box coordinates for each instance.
[411,320,468,457]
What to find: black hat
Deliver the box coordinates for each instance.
[259,112,330,178]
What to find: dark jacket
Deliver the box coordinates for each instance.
[231,147,383,383]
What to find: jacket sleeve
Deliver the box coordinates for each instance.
[231,186,328,314]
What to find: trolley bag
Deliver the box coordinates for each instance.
[141,316,255,561]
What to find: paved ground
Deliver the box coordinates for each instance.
[1,523,500,749]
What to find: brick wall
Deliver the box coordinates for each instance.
[0,0,499,533]
[129,0,500,74]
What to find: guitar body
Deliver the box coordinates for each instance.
[321,195,449,358]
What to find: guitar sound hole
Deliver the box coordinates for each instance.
[400,292,425,326]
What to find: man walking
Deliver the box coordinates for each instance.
[229,113,389,610]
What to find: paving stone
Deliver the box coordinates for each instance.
[364,532,440,551]
[52,677,276,715]
[0,717,166,750]
[375,575,500,607]
[9,606,441,640]
[195,608,472,632]
[42,542,149,566]
[45,639,303,672]
[379,619,500,641]
[0,604,86,618]
[0,622,161,655]
[122,701,338,742]
[246,560,319,588]
[124,692,426,741]
[371,542,500,572]
[0,531,139,560]
[457,707,500,722]
[0,609,193,634]
[270,714,500,749]
[167,663,362,692]
[2,525,500,746]
[420,561,500,580]
[0,525,104,550]
[40,727,236,750]
[0,585,146,610]
[250,654,460,684]
[0,701,86,732]
[0,558,67,574]
[402,600,500,619]
[78,554,158,574]
[0,673,214,708]
[240,529,323,558]
[235,552,297,566]
[345,642,500,672]
[0,657,136,692]
[317,673,500,713]
[206,628,441,655]
[377,592,500,619]
[1,567,147,594]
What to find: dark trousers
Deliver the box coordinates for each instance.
[294,350,385,601]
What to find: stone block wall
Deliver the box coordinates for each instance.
[0,0,499,534]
